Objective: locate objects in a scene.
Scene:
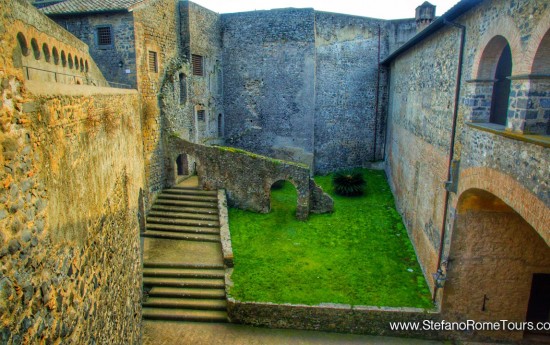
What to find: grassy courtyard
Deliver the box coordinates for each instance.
[228,169,433,309]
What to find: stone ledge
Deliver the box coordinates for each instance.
[218,189,234,268]
[467,122,550,148]
[225,297,441,339]
[26,80,138,96]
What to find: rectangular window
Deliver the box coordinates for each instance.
[197,109,205,121]
[148,51,158,73]
[96,26,113,48]
[192,54,204,76]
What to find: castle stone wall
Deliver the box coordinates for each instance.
[52,13,138,88]
[222,9,317,168]
[385,0,550,341]
[314,12,388,173]
[132,0,180,205]
[1,3,145,343]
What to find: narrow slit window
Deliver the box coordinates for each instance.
[197,109,205,121]
[179,73,187,104]
[148,51,158,73]
[192,54,204,76]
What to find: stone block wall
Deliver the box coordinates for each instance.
[222,8,317,168]
[51,13,138,88]
[10,0,106,87]
[1,2,145,343]
[384,0,550,341]
[168,137,333,220]
[314,12,388,173]
[133,0,179,204]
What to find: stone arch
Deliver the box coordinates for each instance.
[42,43,50,62]
[442,188,550,341]
[269,179,298,213]
[471,16,523,79]
[30,38,40,60]
[266,177,308,219]
[531,27,550,74]
[527,7,550,74]
[16,32,29,56]
[458,167,549,245]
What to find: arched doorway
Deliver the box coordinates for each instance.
[489,44,512,125]
[442,189,550,341]
[269,180,298,217]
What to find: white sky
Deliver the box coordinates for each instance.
[189,0,460,20]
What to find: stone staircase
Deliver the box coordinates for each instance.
[141,182,228,322]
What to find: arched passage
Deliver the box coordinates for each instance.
[442,189,550,341]
[269,180,298,216]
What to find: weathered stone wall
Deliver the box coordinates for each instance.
[443,190,550,342]
[314,12,388,173]
[1,3,145,343]
[384,0,550,341]
[170,1,223,145]
[168,137,333,220]
[222,8,317,168]
[226,298,439,338]
[388,19,417,54]
[50,12,138,88]
[132,0,179,204]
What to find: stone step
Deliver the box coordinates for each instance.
[143,297,226,311]
[142,308,227,322]
[159,193,218,202]
[143,277,225,289]
[164,188,218,196]
[151,205,218,215]
[145,223,219,235]
[148,211,219,221]
[143,267,224,279]
[155,199,217,209]
[141,230,221,243]
[147,217,220,228]
[144,262,224,269]
[148,286,226,299]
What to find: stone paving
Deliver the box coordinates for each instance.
[142,321,448,345]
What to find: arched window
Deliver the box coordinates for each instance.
[68,53,73,69]
[16,32,29,56]
[42,43,51,62]
[31,38,40,60]
[61,50,67,67]
[489,44,512,126]
[52,47,59,65]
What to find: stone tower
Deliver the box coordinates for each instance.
[415,1,436,32]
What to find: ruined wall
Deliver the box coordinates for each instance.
[1,2,145,343]
[384,0,550,333]
[314,13,388,173]
[222,9,317,168]
[169,138,333,220]
[132,0,179,203]
[50,12,137,88]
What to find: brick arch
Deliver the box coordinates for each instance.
[471,16,523,79]
[527,9,550,74]
[458,167,550,245]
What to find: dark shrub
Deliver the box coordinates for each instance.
[332,170,366,196]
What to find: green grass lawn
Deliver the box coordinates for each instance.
[228,169,433,309]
